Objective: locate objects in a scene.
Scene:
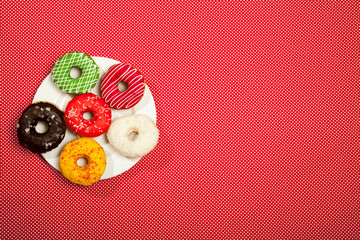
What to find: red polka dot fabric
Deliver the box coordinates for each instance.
[1,1,359,239]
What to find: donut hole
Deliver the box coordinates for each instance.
[77,157,88,167]
[127,129,139,141]
[118,81,129,92]
[70,66,82,79]
[35,121,49,134]
[83,111,94,120]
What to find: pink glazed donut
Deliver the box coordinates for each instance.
[100,63,145,109]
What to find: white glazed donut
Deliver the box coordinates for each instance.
[107,114,159,158]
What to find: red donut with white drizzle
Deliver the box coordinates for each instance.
[100,63,145,109]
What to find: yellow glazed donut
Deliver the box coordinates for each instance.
[59,138,106,186]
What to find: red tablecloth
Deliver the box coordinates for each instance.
[1,1,358,239]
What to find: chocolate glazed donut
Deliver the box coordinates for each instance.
[17,102,66,153]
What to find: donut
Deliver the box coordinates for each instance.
[17,102,66,153]
[101,63,145,109]
[59,138,106,186]
[107,114,159,158]
[64,93,111,137]
[52,52,100,94]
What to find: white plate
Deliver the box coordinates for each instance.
[33,57,157,179]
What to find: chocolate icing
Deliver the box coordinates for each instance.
[17,102,66,153]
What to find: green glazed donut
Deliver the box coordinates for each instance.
[52,52,100,94]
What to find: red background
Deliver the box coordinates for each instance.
[1,1,359,239]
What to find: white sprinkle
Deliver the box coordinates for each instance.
[25,128,30,134]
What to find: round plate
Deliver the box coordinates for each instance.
[33,57,157,179]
